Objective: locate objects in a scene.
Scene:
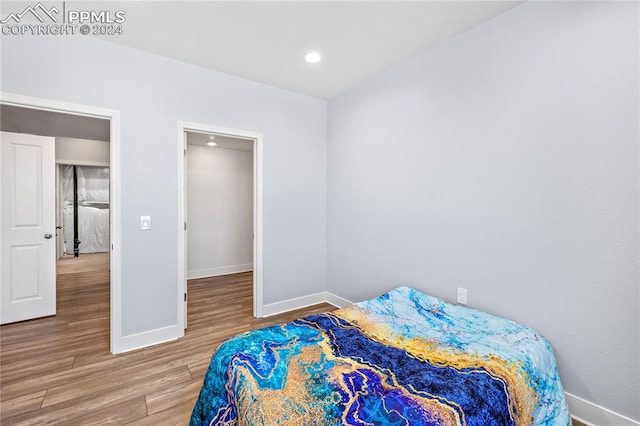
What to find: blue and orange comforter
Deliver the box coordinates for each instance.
[190,287,570,425]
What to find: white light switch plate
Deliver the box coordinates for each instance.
[141,215,151,230]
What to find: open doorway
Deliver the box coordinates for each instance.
[56,160,111,310]
[177,122,263,328]
[0,94,122,353]
[1,110,111,256]
[1,104,111,322]
[55,137,111,261]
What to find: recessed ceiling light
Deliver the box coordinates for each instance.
[304,51,321,64]
[206,135,217,146]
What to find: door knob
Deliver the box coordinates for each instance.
[44,233,53,239]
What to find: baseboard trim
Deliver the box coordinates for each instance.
[566,392,639,426]
[325,292,354,308]
[116,324,182,353]
[262,292,328,317]
[261,291,354,317]
[187,264,253,280]
[116,291,351,352]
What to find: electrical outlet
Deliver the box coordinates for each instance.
[457,287,468,305]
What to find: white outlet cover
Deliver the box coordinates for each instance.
[457,287,468,305]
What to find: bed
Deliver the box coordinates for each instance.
[190,286,570,425]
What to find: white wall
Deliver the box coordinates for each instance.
[187,144,253,279]
[55,137,110,165]
[1,33,327,337]
[327,1,639,422]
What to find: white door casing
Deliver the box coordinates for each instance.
[1,132,56,324]
[177,121,263,324]
[184,132,188,329]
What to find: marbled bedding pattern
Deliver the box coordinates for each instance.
[190,287,570,426]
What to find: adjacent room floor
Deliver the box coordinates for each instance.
[0,256,334,425]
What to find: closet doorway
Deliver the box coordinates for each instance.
[177,122,263,329]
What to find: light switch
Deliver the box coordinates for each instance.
[141,215,151,230]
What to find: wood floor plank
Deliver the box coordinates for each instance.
[144,379,201,415]
[0,256,338,425]
[72,349,145,369]
[56,253,110,275]
[0,357,75,387]
[3,367,192,425]
[0,390,46,419]
[186,359,212,381]
[63,396,148,426]
[40,345,214,407]
[126,400,193,426]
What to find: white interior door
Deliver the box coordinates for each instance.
[1,131,56,324]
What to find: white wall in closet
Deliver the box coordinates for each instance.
[186,142,253,279]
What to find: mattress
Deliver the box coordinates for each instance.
[190,286,570,425]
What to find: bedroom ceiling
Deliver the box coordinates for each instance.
[103,1,523,100]
[1,1,522,99]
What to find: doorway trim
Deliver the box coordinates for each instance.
[0,91,123,353]
[177,121,263,323]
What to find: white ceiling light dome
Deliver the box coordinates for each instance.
[304,51,322,64]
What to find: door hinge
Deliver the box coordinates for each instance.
[184,293,187,302]
[184,221,187,231]
[184,148,187,158]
